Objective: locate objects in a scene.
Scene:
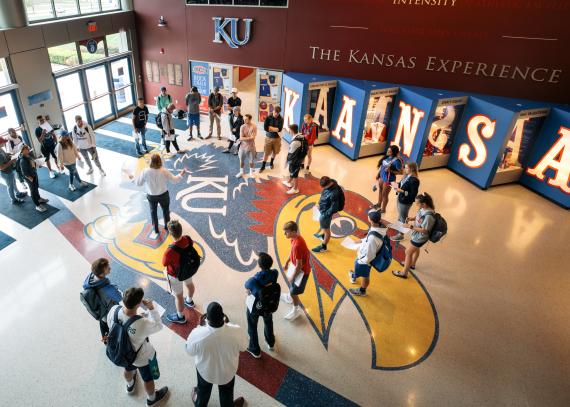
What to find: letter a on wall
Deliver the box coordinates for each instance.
[332,95,356,148]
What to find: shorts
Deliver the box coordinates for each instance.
[411,240,427,248]
[353,261,372,279]
[290,273,309,295]
[238,148,256,164]
[187,113,200,127]
[319,214,332,230]
[263,137,281,157]
[127,353,160,382]
[167,273,193,296]
[289,162,301,179]
[41,143,56,160]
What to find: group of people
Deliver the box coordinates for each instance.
[0,114,105,212]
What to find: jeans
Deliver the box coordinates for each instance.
[65,164,82,185]
[1,170,18,202]
[79,147,102,170]
[195,370,235,407]
[165,139,180,153]
[25,176,41,206]
[135,127,149,154]
[208,112,221,138]
[246,308,275,354]
[397,200,412,223]
[147,191,170,233]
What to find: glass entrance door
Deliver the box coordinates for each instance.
[110,58,134,112]
[85,64,113,123]
[0,91,27,144]
[57,72,88,130]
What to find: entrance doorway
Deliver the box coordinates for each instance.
[0,90,27,143]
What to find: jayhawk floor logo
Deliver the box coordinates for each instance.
[85,145,438,370]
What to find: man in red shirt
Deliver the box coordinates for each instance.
[301,114,318,175]
[162,220,197,324]
[280,221,312,321]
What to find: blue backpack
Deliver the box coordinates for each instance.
[106,307,143,369]
[368,231,393,273]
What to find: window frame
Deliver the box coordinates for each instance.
[185,0,288,7]
[25,0,122,24]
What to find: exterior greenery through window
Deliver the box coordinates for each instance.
[24,0,121,22]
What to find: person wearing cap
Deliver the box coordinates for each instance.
[207,86,224,140]
[227,88,241,129]
[224,106,244,154]
[156,87,172,113]
[186,302,247,407]
[348,210,385,296]
[56,131,87,192]
[0,137,27,204]
[186,86,202,141]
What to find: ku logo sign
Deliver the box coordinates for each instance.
[213,17,253,49]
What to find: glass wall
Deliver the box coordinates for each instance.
[25,0,121,23]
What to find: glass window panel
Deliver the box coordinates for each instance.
[91,95,113,121]
[101,0,121,11]
[110,58,132,89]
[106,32,129,56]
[0,59,12,87]
[78,0,101,14]
[186,0,208,4]
[48,42,80,72]
[24,0,55,21]
[260,0,287,5]
[234,0,260,5]
[79,39,106,63]
[62,105,87,131]
[56,73,85,109]
[115,85,133,111]
[54,0,79,17]
[209,0,233,4]
[0,93,21,131]
[86,65,110,99]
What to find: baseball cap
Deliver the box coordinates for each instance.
[368,210,381,224]
[206,302,225,328]
[231,88,238,93]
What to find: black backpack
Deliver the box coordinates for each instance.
[287,135,309,164]
[254,282,281,315]
[170,239,201,281]
[336,184,345,212]
[106,307,143,369]
[428,213,448,243]
[155,114,163,129]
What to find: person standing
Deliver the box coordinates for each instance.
[391,162,420,241]
[259,106,283,173]
[186,302,247,407]
[348,210,384,297]
[72,115,106,176]
[245,252,279,358]
[5,128,26,190]
[372,145,403,213]
[300,114,318,175]
[156,86,172,113]
[282,124,307,195]
[224,106,243,154]
[132,98,150,156]
[18,144,49,212]
[0,137,26,204]
[313,176,344,253]
[393,193,436,279]
[161,103,182,154]
[186,86,202,141]
[56,131,87,191]
[207,87,224,140]
[280,221,312,321]
[130,154,185,237]
[107,288,169,406]
[227,88,241,129]
[35,115,59,178]
[236,114,257,178]
[162,220,199,324]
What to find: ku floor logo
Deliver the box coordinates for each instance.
[212,17,253,48]
[85,145,439,370]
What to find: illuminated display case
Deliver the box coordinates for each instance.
[281,72,337,144]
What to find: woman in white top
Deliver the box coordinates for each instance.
[130,153,186,236]
[236,114,257,178]
[57,131,87,191]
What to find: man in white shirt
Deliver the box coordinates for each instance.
[348,210,384,296]
[107,287,169,406]
[186,302,247,407]
[72,115,106,176]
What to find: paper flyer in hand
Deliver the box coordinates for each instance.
[246,294,256,313]
[312,205,321,221]
[341,237,361,250]
[287,264,304,286]
[388,221,411,234]
[40,122,53,133]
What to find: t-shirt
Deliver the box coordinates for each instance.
[290,236,311,275]
[411,209,436,244]
[227,96,242,109]
[239,124,257,153]
[301,122,318,146]
[379,156,402,183]
[162,236,193,277]
[133,106,149,129]
[5,136,24,154]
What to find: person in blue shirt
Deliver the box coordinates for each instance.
[244,252,278,358]
[372,144,403,213]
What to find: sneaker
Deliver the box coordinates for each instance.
[390,233,404,241]
[266,343,275,352]
[68,184,76,192]
[286,188,299,195]
[233,151,239,156]
[146,386,169,406]
[313,232,324,240]
[217,136,222,140]
[184,298,195,308]
[100,169,106,176]
[11,198,24,205]
[187,136,193,141]
[234,397,245,407]
[222,149,230,154]
[166,313,187,324]
[312,244,327,253]
[235,171,244,178]
[348,271,356,284]
[280,293,292,304]
[36,205,47,213]
[39,198,49,204]
[410,265,416,270]
[258,167,265,173]
[80,181,88,187]
[349,288,367,297]
[49,171,56,179]
[282,180,292,188]
[246,348,261,359]
[198,134,204,140]
[249,169,255,177]
[284,306,301,321]
[149,231,159,240]
[269,162,274,169]
[86,168,94,175]
[126,372,137,394]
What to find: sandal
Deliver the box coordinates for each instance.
[392,270,408,279]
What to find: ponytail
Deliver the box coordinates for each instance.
[416,192,435,210]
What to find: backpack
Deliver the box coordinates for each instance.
[254,282,281,315]
[336,184,345,212]
[155,114,163,129]
[428,212,448,243]
[368,231,393,273]
[170,238,201,281]
[80,283,119,321]
[288,135,309,163]
[106,307,143,369]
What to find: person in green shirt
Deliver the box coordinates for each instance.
[156,87,172,112]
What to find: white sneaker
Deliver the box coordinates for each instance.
[149,231,159,239]
[49,171,56,179]
[249,169,255,177]
[280,293,292,304]
[284,306,301,321]
[348,271,356,284]
[86,168,94,175]
[99,169,106,176]
[35,205,47,213]
[68,184,76,192]
[282,180,292,188]
[235,171,244,178]
[286,188,299,195]
[266,343,276,352]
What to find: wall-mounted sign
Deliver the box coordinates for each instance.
[190,61,210,113]
[85,39,98,54]
[86,20,97,33]
[27,90,53,106]
[212,17,253,49]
